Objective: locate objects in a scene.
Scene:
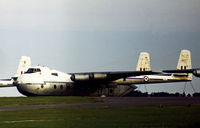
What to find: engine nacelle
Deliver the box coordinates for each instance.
[70,73,108,82]
[193,70,200,77]
[70,74,91,81]
[91,74,107,80]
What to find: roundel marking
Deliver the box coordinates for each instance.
[144,76,149,82]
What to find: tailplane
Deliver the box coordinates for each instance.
[136,52,151,71]
[15,56,31,77]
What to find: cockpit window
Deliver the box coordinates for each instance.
[51,73,58,76]
[25,68,41,73]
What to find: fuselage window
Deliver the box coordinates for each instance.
[51,73,58,76]
[54,85,57,89]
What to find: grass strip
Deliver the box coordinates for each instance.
[0,105,199,128]
[0,96,102,106]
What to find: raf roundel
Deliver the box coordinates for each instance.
[144,76,149,82]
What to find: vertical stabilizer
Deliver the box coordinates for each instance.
[136,52,151,71]
[177,50,192,70]
[15,56,31,77]
[175,50,192,80]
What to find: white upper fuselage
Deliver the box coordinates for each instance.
[17,66,72,85]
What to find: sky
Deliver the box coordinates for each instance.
[0,0,200,96]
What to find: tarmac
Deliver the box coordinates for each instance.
[0,97,200,111]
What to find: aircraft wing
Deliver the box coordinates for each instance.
[70,71,160,82]
[163,69,195,73]
[0,79,14,87]
[163,68,200,77]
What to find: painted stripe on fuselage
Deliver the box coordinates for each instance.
[19,82,73,86]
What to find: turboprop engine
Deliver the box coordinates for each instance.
[193,69,200,77]
[70,73,108,82]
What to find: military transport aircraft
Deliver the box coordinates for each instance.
[0,50,199,96]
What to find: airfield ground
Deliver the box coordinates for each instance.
[0,97,199,128]
[0,96,101,106]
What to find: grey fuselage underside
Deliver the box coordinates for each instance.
[16,83,135,97]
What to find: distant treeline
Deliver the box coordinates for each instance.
[125,90,200,97]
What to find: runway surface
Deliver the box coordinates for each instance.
[0,97,200,111]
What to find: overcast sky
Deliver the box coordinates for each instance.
[0,0,200,96]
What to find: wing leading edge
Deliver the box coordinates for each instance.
[70,71,160,82]
[0,79,14,87]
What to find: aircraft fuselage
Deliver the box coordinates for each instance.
[15,66,191,96]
